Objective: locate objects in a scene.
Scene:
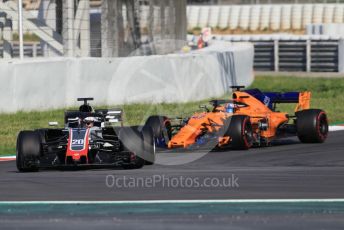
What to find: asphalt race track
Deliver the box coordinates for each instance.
[1,131,344,229]
[1,131,344,201]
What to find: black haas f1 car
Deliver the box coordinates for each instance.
[144,86,329,150]
[16,98,155,172]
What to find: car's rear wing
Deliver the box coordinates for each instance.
[244,89,311,111]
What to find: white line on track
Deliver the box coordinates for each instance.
[1,199,344,205]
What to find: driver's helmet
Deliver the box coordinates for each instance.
[84,116,98,128]
[225,103,235,113]
[79,104,94,113]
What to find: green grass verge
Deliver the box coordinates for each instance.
[0,76,343,156]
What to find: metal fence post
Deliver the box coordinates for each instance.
[339,39,344,73]
[306,39,311,72]
[274,39,279,72]
[32,43,37,57]
[63,0,75,57]
[18,0,24,59]
[80,0,90,57]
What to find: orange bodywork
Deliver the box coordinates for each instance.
[168,112,231,148]
[295,91,311,112]
[232,91,289,139]
[168,90,311,149]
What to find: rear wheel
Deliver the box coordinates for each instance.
[141,126,156,165]
[16,131,41,172]
[144,116,171,147]
[296,109,328,143]
[118,127,145,169]
[221,115,253,150]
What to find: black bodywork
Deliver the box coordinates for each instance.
[16,98,153,171]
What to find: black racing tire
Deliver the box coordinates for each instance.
[141,126,156,165]
[222,115,254,150]
[16,131,41,172]
[118,127,145,169]
[296,109,329,143]
[144,116,171,147]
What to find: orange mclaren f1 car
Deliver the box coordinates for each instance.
[144,86,329,150]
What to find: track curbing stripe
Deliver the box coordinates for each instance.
[329,126,344,131]
[0,156,16,162]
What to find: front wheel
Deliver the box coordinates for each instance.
[221,115,254,150]
[16,131,41,172]
[296,109,329,143]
